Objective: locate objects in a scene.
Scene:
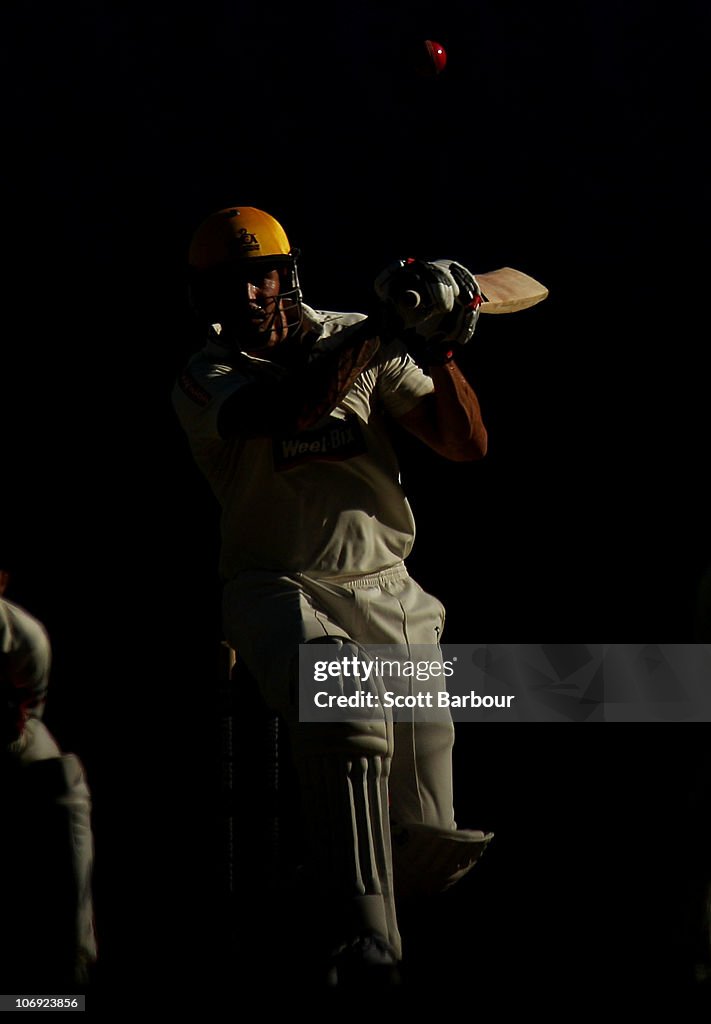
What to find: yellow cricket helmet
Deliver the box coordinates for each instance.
[188,206,294,270]
[187,205,302,336]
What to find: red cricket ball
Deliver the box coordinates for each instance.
[424,40,447,75]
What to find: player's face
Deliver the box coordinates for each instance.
[238,266,288,348]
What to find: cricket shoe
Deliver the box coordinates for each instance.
[325,931,402,988]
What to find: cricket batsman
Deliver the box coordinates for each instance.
[172,205,499,986]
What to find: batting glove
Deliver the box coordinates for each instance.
[373,258,457,330]
[374,258,482,366]
[421,259,483,356]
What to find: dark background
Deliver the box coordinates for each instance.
[2,0,710,1007]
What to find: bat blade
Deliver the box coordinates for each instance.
[475,267,549,314]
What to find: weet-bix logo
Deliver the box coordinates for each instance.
[273,414,367,471]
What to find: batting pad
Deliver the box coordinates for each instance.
[391,822,494,902]
[297,750,402,960]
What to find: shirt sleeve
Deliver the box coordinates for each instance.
[172,352,255,441]
[1,600,51,742]
[375,341,435,419]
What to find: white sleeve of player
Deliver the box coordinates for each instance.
[375,341,434,419]
[0,599,51,719]
[172,353,253,441]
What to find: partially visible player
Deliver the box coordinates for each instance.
[0,561,98,989]
[173,205,494,986]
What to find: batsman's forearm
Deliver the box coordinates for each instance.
[216,326,379,439]
[429,361,488,460]
[216,355,345,438]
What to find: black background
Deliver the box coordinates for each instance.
[2,0,710,1007]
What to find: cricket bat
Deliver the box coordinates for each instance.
[475,267,549,314]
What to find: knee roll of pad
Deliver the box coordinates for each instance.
[301,636,387,723]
